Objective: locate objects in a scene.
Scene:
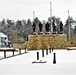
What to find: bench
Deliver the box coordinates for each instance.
[0,48,18,58]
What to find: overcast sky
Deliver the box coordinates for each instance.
[0,0,76,24]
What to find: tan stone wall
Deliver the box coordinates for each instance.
[12,34,76,50]
[13,43,27,49]
[27,34,73,50]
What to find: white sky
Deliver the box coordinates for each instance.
[0,0,76,24]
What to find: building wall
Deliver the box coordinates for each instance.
[0,37,8,47]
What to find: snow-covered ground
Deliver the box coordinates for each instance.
[0,49,76,74]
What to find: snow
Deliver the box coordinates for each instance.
[0,49,76,74]
[0,47,16,50]
[67,47,76,50]
[0,32,7,37]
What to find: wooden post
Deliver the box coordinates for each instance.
[46,49,48,55]
[25,48,26,53]
[49,48,51,53]
[42,50,44,57]
[4,51,6,58]
[53,53,56,64]
[37,52,39,60]
[19,49,21,54]
[52,47,53,52]
[13,50,14,56]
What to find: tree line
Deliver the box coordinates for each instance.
[0,16,76,44]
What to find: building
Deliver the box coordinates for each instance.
[0,32,8,47]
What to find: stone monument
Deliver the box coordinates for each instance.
[38,21,43,35]
[45,22,50,34]
[32,22,36,35]
[60,21,63,34]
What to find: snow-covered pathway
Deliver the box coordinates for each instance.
[0,50,76,74]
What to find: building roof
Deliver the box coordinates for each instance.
[0,32,7,37]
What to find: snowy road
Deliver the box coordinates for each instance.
[0,50,76,74]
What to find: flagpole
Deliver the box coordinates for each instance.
[33,11,35,21]
[50,1,53,34]
[68,10,71,41]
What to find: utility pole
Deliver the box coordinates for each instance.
[50,1,53,34]
[68,10,71,41]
